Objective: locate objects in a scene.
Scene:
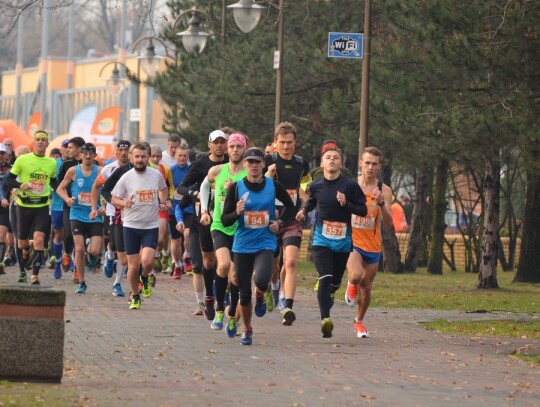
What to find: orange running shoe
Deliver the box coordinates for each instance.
[62,254,71,272]
[344,281,358,307]
[354,321,369,338]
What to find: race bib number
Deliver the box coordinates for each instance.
[77,192,91,206]
[137,190,154,205]
[351,214,375,230]
[322,220,347,240]
[29,180,45,194]
[244,210,269,229]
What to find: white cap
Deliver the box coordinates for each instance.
[0,143,7,153]
[208,130,227,142]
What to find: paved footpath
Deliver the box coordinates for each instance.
[1,266,539,407]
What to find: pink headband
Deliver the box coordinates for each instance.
[228,133,247,148]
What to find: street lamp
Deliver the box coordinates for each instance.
[99,62,127,96]
[227,0,266,33]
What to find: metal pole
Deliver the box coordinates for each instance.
[274,0,284,129]
[67,3,75,89]
[15,11,24,126]
[39,0,51,130]
[221,0,227,48]
[358,0,372,173]
[116,0,127,140]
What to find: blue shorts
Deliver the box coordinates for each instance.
[123,226,159,256]
[352,246,382,264]
[51,210,64,230]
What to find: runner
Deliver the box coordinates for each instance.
[161,134,181,167]
[56,143,103,294]
[295,142,366,338]
[0,143,12,276]
[264,121,311,325]
[345,146,393,338]
[111,142,168,310]
[3,131,58,285]
[221,147,295,345]
[90,140,131,296]
[199,132,247,334]
[175,129,229,319]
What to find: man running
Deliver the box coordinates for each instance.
[56,143,103,294]
[265,121,311,325]
[0,143,12,276]
[111,143,168,310]
[199,133,247,335]
[4,130,58,284]
[345,146,392,338]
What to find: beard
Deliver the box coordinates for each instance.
[134,163,146,172]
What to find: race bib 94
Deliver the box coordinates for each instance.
[244,211,269,229]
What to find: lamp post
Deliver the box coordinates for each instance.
[100,36,168,142]
[358,0,372,175]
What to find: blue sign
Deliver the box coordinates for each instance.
[328,32,364,59]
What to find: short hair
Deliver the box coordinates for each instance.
[176,145,189,153]
[168,134,181,144]
[68,136,86,148]
[362,146,383,163]
[150,144,162,154]
[274,121,297,140]
[50,148,61,156]
[131,142,149,154]
[220,127,235,136]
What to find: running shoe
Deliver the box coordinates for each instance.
[240,327,253,346]
[62,253,71,273]
[345,281,358,307]
[153,257,163,273]
[204,296,215,320]
[103,253,115,278]
[225,315,238,338]
[281,307,296,326]
[30,275,40,285]
[171,266,182,280]
[48,255,56,269]
[3,257,11,267]
[141,277,152,298]
[73,269,80,284]
[265,290,274,313]
[321,317,334,338]
[112,283,124,297]
[0,263,4,275]
[193,302,204,315]
[17,272,27,283]
[53,262,62,280]
[75,281,87,294]
[183,256,193,272]
[211,311,224,330]
[354,321,369,338]
[278,292,286,312]
[254,290,267,317]
[148,272,156,287]
[129,295,141,310]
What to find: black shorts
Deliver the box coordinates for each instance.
[114,223,125,253]
[199,222,214,253]
[71,220,103,238]
[123,226,159,256]
[0,206,10,230]
[211,229,234,252]
[16,205,51,240]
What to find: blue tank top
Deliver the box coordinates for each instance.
[70,165,100,223]
[51,158,64,212]
[232,177,277,254]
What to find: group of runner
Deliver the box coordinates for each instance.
[0,122,394,345]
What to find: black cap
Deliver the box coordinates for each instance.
[81,143,97,154]
[116,140,131,149]
[243,147,264,162]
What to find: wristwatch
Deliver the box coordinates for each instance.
[277,219,284,227]
[377,200,385,207]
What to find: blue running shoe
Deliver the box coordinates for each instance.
[211,311,224,330]
[104,253,114,278]
[75,281,87,294]
[225,316,238,338]
[53,262,62,280]
[254,291,267,318]
[240,327,253,345]
[112,283,124,297]
[278,293,286,312]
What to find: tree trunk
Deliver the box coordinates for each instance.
[427,158,449,275]
[380,158,403,273]
[404,163,430,272]
[514,148,540,283]
[477,156,500,289]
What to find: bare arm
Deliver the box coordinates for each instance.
[56,167,76,207]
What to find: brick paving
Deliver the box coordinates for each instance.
[1,265,539,407]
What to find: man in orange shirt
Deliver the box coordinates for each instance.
[345,147,393,338]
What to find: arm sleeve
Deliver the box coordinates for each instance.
[199,176,212,212]
[3,172,22,189]
[174,204,184,223]
[274,180,296,223]
[101,167,124,203]
[344,184,367,217]
[221,182,239,227]
[49,177,58,192]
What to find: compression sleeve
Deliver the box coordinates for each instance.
[199,175,211,212]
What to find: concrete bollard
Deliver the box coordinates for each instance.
[0,285,66,383]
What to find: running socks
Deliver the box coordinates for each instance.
[214,275,228,311]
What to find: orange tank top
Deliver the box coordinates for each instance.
[351,189,382,253]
